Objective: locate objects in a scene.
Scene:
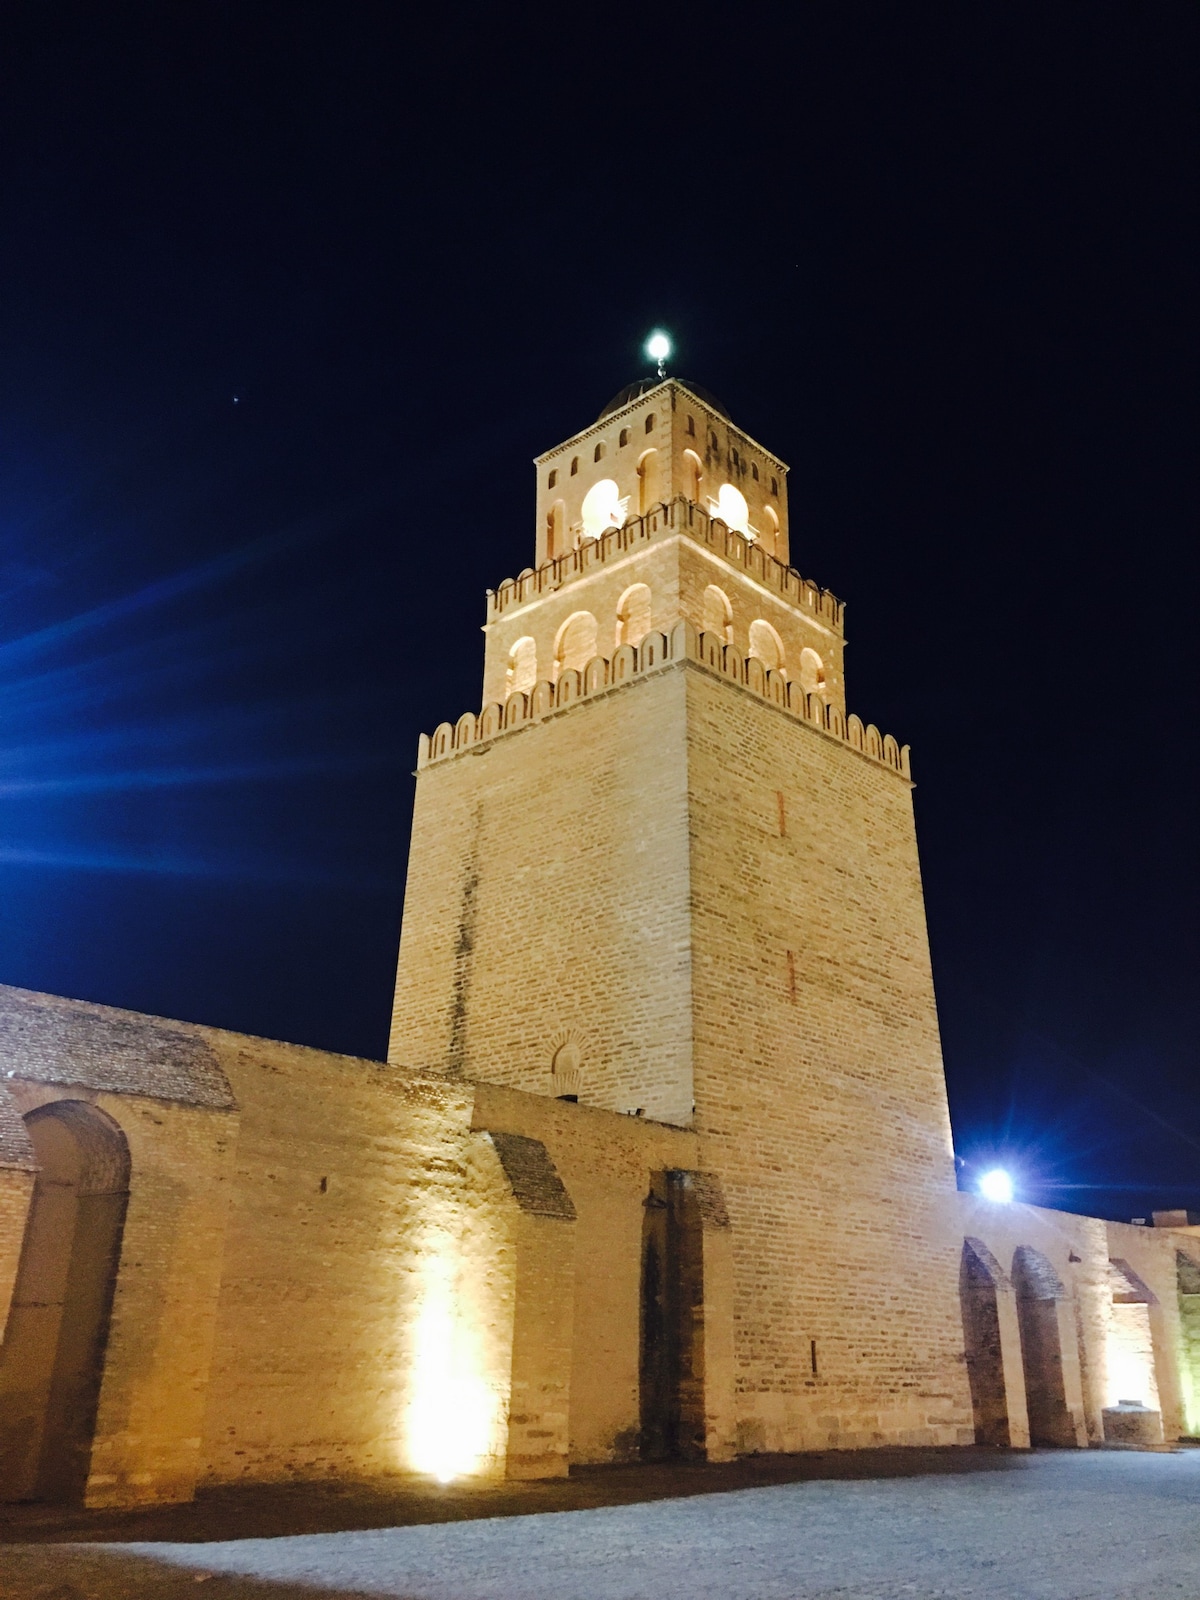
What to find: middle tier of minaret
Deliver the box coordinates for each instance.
[482,500,847,718]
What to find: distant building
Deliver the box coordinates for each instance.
[1,378,1197,1506]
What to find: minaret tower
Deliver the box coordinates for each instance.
[390,373,969,1454]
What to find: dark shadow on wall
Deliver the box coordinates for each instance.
[1012,1246,1075,1448]
[960,1238,1010,1446]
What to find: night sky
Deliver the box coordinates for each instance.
[0,5,1195,1221]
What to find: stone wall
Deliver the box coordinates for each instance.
[392,665,697,1126]
[684,668,974,1451]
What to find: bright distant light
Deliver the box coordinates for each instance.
[979,1168,1014,1203]
[645,330,671,363]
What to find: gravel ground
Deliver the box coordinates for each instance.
[2,1450,1198,1600]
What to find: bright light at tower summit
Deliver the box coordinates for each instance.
[645,329,672,371]
[979,1168,1014,1203]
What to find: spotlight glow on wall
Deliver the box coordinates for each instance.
[406,1254,499,1483]
[979,1168,1014,1203]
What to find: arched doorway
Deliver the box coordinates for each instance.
[960,1239,1011,1445]
[1012,1246,1076,1446]
[0,1100,130,1501]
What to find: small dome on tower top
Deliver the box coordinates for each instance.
[597,378,730,421]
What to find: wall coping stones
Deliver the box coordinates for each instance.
[0,984,236,1111]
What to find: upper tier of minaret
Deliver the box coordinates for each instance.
[478,377,846,717]
[533,378,790,567]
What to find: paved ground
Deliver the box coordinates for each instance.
[2,1450,1198,1600]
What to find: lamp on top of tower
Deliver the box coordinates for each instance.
[645,329,672,379]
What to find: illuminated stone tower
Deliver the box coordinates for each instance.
[390,376,974,1453]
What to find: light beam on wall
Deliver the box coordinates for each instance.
[406,1254,499,1483]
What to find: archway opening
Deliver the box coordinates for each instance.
[748,619,786,676]
[762,504,780,555]
[798,646,826,700]
[1107,1259,1160,1412]
[1176,1252,1200,1436]
[636,450,658,515]
[682,448,703,505]
[1012,1246,1075,1446]
[545,499,565,560]
[554,611,598,679]
[0,1101,130,1502]
[615,583,652,650]
[960,1239,1010,1445]
[702,585,733,645]
[505,637,537,697]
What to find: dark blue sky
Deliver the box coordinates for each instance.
[0,3,1195,1219]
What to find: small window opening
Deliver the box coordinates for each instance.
[570,456,579,476]
[619,427,630,447]
[548,469,557,489]
[644,413,655,433]
[751,462,759,481]
[770,476,778,496]
[594,441,606,462]
[687,415,695,436]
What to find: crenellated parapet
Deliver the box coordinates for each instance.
[487,497,844,632]
[418,619,909,779]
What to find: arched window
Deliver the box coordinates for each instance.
[644,412,655,433]
[615,583,652,649]
[594,441,606,462]
[762,504,780,555]
[798,646,826,699]
[548,469,557,489]
[682,448,703,505]
[702,584,733,645]
[619,427,630,447]
[686,415,695,436]
[637,449,658,515]
[0,1101,130,1502]
[751,462,759,481]
[506,637,537,697]
[716,482,750,535]
[555,611,598,678]
[581,478,627,540]
[545,499,565,559]
[570,456,579,476]
[749,619,786,676]
[770,476,778,496]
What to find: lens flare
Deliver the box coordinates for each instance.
[979,1168,1014,1203]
